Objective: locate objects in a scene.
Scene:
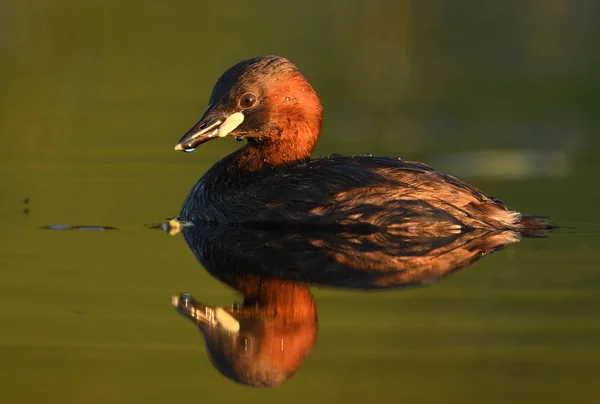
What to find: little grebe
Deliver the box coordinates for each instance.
[175,56,550,232]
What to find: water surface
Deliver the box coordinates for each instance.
[1,1,599,403]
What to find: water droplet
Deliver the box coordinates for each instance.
[184,148,196,153]
[235,136,243,142]
[182,293,193,306]
[285,97,290,101]
[364,152,373,157]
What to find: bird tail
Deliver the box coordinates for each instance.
[517,215,557,238]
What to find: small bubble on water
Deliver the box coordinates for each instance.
[46,224,70,230]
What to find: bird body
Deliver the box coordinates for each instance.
[174,56,550,233]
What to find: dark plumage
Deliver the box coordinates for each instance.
[175,56,552,233]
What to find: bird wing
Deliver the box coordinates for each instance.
[223,156,518,230]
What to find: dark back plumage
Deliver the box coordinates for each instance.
[180,154,522,231]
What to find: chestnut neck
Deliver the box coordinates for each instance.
[234,275,316,320]
[231,72,322,174]
[230,131,315,174]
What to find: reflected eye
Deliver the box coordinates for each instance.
[240,92,257,109]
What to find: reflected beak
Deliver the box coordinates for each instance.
[174,106,245,152]
[172,293,215,326]
[172,293,240,332]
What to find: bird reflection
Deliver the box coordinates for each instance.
[172,223,542,387]
[173,274,317,388]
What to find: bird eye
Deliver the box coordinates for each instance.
[240,92,257,109]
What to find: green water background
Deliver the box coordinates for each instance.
[1,1,599,403]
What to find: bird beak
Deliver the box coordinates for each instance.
[174,105,245,152]
[172,293,240,332]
